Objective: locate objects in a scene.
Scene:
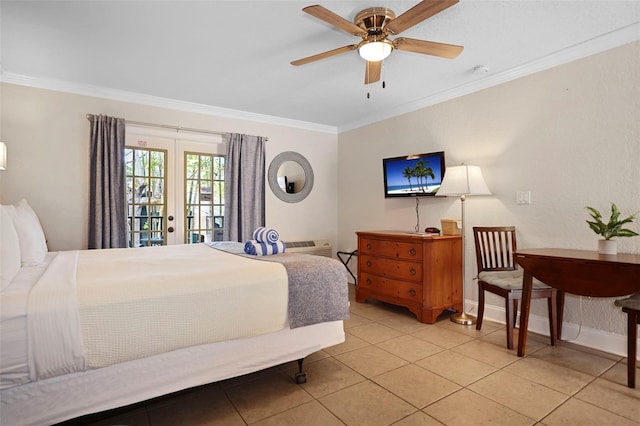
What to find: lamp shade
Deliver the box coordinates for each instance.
[0,142,6,170]
[359,40,393,62]
[436,164,491,196]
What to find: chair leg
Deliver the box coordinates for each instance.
[624,308,638,389]
[505,295,515,350]
[512,299,518,328]
[476,284,485,331]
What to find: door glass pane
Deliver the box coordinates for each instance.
[126,147,167,247]
[150,151,164,177]
[185,152,225,243]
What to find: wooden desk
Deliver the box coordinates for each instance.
[515,248,640,383]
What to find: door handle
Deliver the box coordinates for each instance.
[168,227,174,233]
[168,215,174,221]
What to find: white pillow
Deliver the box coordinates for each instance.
[1,205,21,290]
[6,199,48,266]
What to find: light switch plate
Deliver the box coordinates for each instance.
[516,191,531,204]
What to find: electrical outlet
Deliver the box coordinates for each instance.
[516,191,531,204]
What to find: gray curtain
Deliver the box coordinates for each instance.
[88,114,127,249]
[223,133,266,242]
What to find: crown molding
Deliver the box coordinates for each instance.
[338,22,640,133]
[0,73,338,135]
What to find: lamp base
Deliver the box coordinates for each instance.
[450,312,476,325]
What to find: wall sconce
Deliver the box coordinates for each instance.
[0,142,6,170]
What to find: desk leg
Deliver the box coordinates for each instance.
[626,308,637,389]
[548,290,558,346]
[517,270,534,357]
[556,291,565,341]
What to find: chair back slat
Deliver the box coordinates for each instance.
[473,226,518,273]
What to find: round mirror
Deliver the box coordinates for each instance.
[276,161,306,194]
[268,151,314,203]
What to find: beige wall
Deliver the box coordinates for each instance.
[0,84,339,251]
[338,41,640,349]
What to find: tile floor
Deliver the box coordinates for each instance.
[62,285,639,426]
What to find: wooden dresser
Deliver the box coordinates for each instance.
[356,231,462,323]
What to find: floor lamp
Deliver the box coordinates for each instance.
[436,164,491,325]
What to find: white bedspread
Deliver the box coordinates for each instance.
[28,244,288,378]
[27,251,85,380]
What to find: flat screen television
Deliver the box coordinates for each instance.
[383,151,446,198]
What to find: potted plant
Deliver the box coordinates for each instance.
[586,203,638,254]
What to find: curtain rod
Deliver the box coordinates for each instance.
[127,119,227,136]
[85,115,268,140]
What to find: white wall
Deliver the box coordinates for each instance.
[0,84,339,252]
[338,41,640,353]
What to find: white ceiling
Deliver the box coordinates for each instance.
[2,1,639,132]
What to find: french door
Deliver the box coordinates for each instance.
[125,129,224,246]
[125,143,170,247]
[183,151,225,244]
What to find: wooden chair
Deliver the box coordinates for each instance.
[614,294,639,388]
[473,226,558,350]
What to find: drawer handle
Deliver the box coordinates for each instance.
[366,243,372,250]
[409,267,416,276]
[409,248,416,256]
[366,260,372,267]
[409,288,416,297]
[366,278,371,285]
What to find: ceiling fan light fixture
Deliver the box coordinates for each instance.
[359,39,393,62]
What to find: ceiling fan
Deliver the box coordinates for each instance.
[291,0,464,85]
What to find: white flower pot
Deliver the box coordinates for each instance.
[598,239,617,255]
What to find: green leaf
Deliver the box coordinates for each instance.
[617,229,639,237]
[586,206,602,221]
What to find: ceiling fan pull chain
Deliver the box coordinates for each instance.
[366,59,371,99]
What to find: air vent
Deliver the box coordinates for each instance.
[284,240,332,257]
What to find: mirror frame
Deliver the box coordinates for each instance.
[268,151,314,203]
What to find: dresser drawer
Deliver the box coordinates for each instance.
[359,254,422,282]
[359,272,423,303]
[360,237,422,261]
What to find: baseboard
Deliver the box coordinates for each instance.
[467,300,639,361]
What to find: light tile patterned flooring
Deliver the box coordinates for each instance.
[65,285,639,426]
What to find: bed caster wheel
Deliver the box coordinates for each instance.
[295,372,307,384]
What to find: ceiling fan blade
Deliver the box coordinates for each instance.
[386,0,459,34]
[303,5,367,36]
[291,44,358,66]
[394,37,463,59]
[364,61,382,85]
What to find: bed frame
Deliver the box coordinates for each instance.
[1,320,344,425]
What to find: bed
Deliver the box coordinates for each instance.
[0,202,349,426]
